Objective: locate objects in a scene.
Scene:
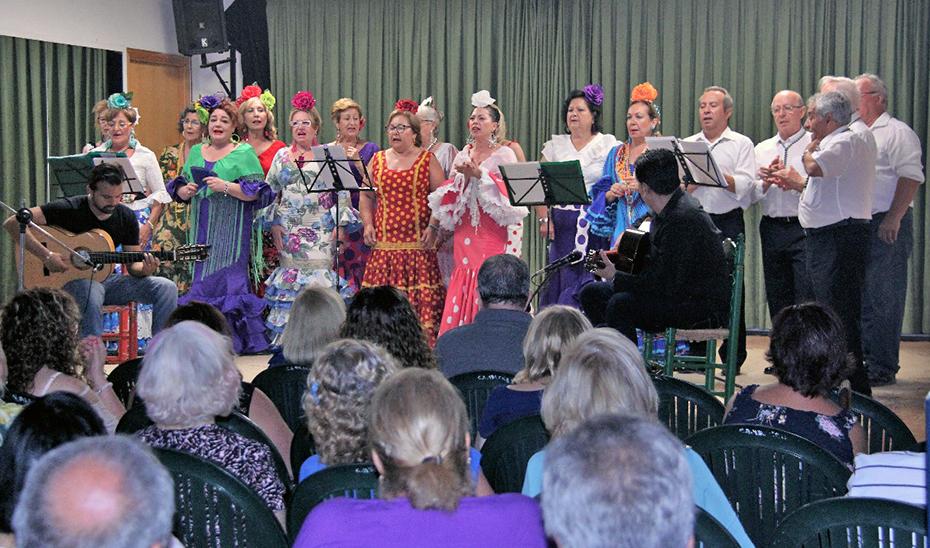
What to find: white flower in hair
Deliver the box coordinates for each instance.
[471,90,496,108]
[419,96,434,108]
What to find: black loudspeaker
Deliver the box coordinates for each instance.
[172,0,228,56]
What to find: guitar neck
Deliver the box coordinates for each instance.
[85,251,174,264]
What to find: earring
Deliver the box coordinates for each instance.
[231,133,241,144]
[488,133,499,146]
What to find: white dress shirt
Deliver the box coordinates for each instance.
[799,125,876,228]
[683,127,756,214]
[752,128,810,218]
[866,112,925,214]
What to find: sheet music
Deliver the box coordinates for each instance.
[645,136,727,188]
[92,157,145,194]
[308,144,362,190]
[500,162,547,205]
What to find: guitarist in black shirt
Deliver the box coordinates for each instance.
[579,148,730,344]
[4,164,178,338]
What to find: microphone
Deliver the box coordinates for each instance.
[544,249,584,272]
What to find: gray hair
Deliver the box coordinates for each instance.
[541,328,658,438]
[476,254,529,307]
[701,85,734,111]
[281,286,346,366]
[13,435,175,548]
[542,414,694,548]
[818,75,860,111]
[810,91,852,126]
[137,321,241,427]
[855,73,888,103]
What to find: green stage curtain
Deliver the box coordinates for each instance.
[268,0,929,332]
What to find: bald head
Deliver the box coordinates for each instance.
[770,90,806,139]
[47,457,128,537]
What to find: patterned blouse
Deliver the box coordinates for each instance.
[139,423,285,511]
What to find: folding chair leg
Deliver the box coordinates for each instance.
[663,328,676,376]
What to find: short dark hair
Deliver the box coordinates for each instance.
[634,148,680,195]
[88,163,123,191]
[166,301,231,337]
[766,302,854,397]
[477,254,529,307]
[561,89,602,134]
[176,106,201,133]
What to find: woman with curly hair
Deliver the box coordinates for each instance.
[724,302,865,468]
[0,288,124,432]
[298,339,398,481]
[340,286,436,369]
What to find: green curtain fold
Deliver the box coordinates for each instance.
[267,0,929,333]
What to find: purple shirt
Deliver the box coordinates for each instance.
[293,494,546,547]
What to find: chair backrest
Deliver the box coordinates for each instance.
[251,365,312,433]
[652,375,725,440]
[722,235,745,363]
[694,506,741,548]
[849,392,918,453]
[449,370,514,439]
[286,463,379,544]
[106,357,143,407]
[480,414,550,493]
[290,421,317,482]
[769,496,927,548]
[154,447,288,548]
[686,424,851,546]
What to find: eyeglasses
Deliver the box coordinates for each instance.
[182,120,201,126]
[386,124,412,133]
[771,105,805,114]
[291,120,314,128]
[106,121,131,129]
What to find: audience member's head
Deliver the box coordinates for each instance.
[137,321,241,428]
[370,368,470,511]
[13,436,175,548]
[542,328,657,438]
[304,339,398,466]
[477,254,530,310]
[767,302,854,398]
[0,288,81,394]
[513,305,591,384]
[281,287,346,366]
[0,392,106,532]
[542,414,694,548]
[634,148,681,196]
[165,301,231,336]
[341,286,436,369]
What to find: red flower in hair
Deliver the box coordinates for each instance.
[394,99,419,114]
[291,91,316,111]
[236,84,262,106]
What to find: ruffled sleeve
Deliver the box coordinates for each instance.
[331,190,360,226]
[587,145,621,238]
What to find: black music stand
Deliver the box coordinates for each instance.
[645,136,727,189]
[48,151,142,198]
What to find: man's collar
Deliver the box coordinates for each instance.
[699,126,734,144]
[777,128,807,145]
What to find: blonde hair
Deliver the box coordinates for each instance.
[237,96,278,140]
[304,339,399,465]
[104,107,138,125]
[330,97,364,123]
[541,328,658,438]
[281,286,345,366]
[91,100,109,132]
[513,305,591,384]
[370,369,471,511]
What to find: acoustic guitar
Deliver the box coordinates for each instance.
[584,228,650,275]
[19,226,209,289]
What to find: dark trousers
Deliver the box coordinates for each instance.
[805,220,871,395]
[759,216,810,321]
[706,209,747,367]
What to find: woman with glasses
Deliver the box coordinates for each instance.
[359,101,446,345]
[82,99,111,153]
[262,91,355,345]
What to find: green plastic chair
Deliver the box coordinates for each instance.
[251,364,312,433]
[106,357,143,407]
[769,496,927,548]
[686,424,851,547]
[652,374,725,441]
[449,370,514,439]
[480,414,550,494]
[849,392,918,453]
[695,506,741,548]
[290,421,317,482]
[154,447,288,548]
[286,463,379,544]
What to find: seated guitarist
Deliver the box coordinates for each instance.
[579,148,729,344]
[3,164,177,338]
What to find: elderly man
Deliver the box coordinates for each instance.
[435,254,533,378]
[753,90,812,323]
[13,436,176,548]
[542,414,694,548]
[854,73,925,386]
[682,85,756,369]
[768,91,875,395]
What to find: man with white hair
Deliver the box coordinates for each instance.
[854,73,925,386]
[13,435,177,548]
[542,413,694,548]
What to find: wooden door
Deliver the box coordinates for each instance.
[126,49,190,157]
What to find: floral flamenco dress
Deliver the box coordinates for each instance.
[363,150,445,345]
[155,143,195,294]
[167,143,274,354]
[263,147,355,345]
[429,145,527,336]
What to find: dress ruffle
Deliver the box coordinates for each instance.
[429,170,527,231]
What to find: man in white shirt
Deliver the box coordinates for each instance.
[753,90,812,324]
[855,73,925,386]
[683,86,756,369]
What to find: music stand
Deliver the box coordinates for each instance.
[48,151,142,198]
[645,136,727,189]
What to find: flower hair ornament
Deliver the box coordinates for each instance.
[471,90,496,108]
[630,82,661,118]
[291,90,317,111]
[194,92,226,125]
[394,98,419,114]
[583,83,604,106]
[236,83,276,111]
[107,92,133,110]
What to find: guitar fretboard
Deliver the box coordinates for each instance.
[84,251,174,264]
